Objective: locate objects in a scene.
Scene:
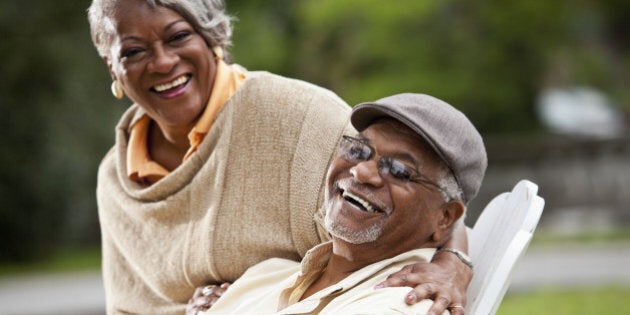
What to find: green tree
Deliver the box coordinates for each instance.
[1,0,121,262]
[1,0,627,263]
[289,0,567,133]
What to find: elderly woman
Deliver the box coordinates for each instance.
[87,0,472,314]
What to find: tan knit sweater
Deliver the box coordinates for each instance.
[96,72,352,314]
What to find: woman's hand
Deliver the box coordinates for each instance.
[186,282,231,315]
[377,255,471,315]
[376,225,472,315]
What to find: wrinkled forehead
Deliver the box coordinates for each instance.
[99,1,161,45]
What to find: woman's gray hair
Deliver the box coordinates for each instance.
[87,0,233,59]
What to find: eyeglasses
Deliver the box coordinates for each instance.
[338,135,446,194]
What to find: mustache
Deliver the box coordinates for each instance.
[334,177,391,215]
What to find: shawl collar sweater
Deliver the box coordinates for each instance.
[97,71,352,314]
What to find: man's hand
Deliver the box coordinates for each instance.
[185,282,231,315]
[376,254,471,315]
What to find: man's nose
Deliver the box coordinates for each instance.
[351,159,385,187]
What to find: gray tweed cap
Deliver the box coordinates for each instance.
[350,93,487,204]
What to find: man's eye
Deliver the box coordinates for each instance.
[348,145,362,158]
[349,144,370,160]
[388,159,413,181]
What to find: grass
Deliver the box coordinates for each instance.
[1,229,629,314]
[4,247,625,315]
[530,228,630,246]
[495,228,630,314]
[0,247,101,276]
[498,285,630,315]
[1,230,628,275]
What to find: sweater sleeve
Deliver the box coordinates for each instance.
[285,81,353,257]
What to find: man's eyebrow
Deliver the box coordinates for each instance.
[356,133,420,167]
[391,152,420,168]
[356,134,370,143]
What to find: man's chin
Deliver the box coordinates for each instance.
[325,216,382,245]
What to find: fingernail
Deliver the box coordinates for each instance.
[406,293,416,303]
[374,284,384,289]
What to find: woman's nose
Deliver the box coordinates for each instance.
[147,44,179,73]
[351,159,385,187]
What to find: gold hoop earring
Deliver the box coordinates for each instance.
[212,46,224,61]
[111,80,124,100]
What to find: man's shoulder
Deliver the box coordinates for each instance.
[244,257,301,278]
[320,248,441,314]
[325,287,443,315]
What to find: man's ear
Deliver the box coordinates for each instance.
[432,200,465,244]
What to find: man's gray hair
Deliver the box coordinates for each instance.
[436,162,466,226]
[436,162,463,204]
[88,0,233,58]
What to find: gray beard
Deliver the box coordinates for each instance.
[324,198,385,244]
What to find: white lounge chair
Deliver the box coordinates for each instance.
[466,180,545,315]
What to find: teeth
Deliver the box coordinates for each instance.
[154,75,188,92]
[342,190,376,213]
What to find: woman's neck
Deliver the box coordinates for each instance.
[148,120,192,171]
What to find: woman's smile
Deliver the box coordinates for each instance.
[107,1,216,129]
[152,74,192,98]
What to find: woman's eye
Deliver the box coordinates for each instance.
[169,31,191,43]
[120,48,143,60]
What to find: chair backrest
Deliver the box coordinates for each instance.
[466,180,545,315]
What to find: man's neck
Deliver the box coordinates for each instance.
[299,239,406,301]
[299,251,366,301]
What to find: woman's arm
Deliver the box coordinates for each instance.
[186,283,231,315]
[376,224,471,315]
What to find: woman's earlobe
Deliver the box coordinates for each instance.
[111,80,124,99]
[103,56,117,79]
[212,46,224,61]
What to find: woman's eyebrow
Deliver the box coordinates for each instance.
[165,19,188,31]
[120,19,188,42]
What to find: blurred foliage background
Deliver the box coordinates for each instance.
[1,0,628,263]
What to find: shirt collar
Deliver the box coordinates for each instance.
[127,60,247,184]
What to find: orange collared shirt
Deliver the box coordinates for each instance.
[127,60,247,185]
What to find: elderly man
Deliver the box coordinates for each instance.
[198,93,487,314]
